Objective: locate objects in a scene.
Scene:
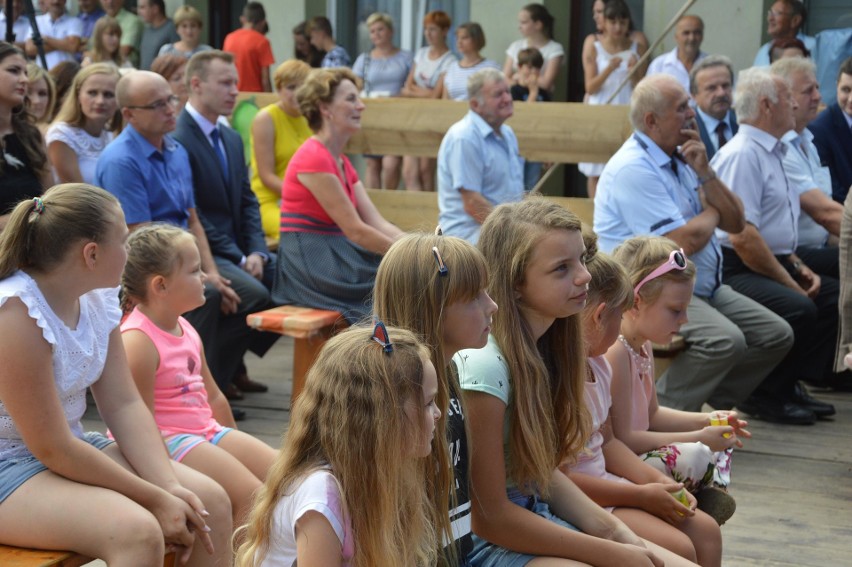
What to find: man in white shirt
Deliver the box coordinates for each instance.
[647,14,706,94]
[25,0,81,69]
[771,57,843,251]
[714,67,838,424]
[753,0,815,67]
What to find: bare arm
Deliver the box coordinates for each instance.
[352,180,404,239]
[502,56,517,84]
[459,188,494,225]
[261,67,272,92]
[664,209,720,256]
[400,64,435,98]
[121,328,159,415]
[199,343,236,429]
[679,129,745,234]
[250,111,283,195]
[538,54,563,91]
[47,139,83,184]
[800,188,842,236]
[295,512,344,566]
[583,38,620,95]
[43,34,81,54]
[464,391,661,566]
[297,172,398,254]
[435,73,448,99]
[728,224,808,295]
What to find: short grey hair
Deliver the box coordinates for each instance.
[733,67,782,122]
[467,67,505,103]
[769,56,816,80]
[630,74,681,133]
[689,54,734,95]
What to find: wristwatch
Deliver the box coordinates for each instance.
[789,259,802,276]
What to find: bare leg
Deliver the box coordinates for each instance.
[527,558,591,566]
[215,429,277,481]
[586,176,599,199]
[420,157,436,191]
[674,510,722,567]
[170,459,234,567]
[180,441,263,529]
[0,473,164,566]
[614,508,697,563]
[402,155,422,190]
[365,157,382,189]
[382,155,402,189]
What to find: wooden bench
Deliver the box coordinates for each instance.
[247,306,347,403]
[236,94,632,165]
[0,547,176,567]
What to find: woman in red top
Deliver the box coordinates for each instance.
[273,68,403,323]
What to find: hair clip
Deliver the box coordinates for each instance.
[432,246,448,277]
[371,321,393,354]
[434,225,443,236]
[31,197,45,215]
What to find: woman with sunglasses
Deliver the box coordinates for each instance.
[607,236,747,527]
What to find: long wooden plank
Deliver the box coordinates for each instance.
[366,189,595,231]
[235,93,631,164]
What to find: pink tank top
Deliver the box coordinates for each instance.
[617,336,656,433]
[121,308,222,438]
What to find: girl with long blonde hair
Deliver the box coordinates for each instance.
[457,197,698,566]
[236,324,440,566]
[374,233,497,565]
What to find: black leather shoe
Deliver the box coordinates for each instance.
[792,383,836,417]
[738,397,816,425]
[232,407,247,422]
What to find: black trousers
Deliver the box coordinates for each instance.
[722,246,839,402]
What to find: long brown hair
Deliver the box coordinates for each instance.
[374,233,488,564]
[477,197,591,496]
[236,325,437,567]
[0,44,48,176]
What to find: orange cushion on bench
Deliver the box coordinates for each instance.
[0,544,90,567]
[247,306,342,339]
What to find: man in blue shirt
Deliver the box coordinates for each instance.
[714,67,839,424]
[595,74,793,414]
[96,70,248,418]
[437,68,524,243]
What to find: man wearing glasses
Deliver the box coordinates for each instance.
[594,74,794,418]
[753,0,815,67]
[95,70,248,420]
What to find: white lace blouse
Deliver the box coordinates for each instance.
[45,122,114,186]
[0,272,121,461]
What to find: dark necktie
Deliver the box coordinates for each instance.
[209,127,229,179]
[715,121,728,149]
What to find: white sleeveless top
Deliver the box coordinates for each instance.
[588,40,638,106]
[0,271,121,460]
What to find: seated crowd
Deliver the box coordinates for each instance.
[0,0,851,564]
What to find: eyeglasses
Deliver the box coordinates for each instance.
[767,9,792,18]
[126,95,179,111]
[432,246,448,277]
[371,321,393,354]
[634,248,687,295]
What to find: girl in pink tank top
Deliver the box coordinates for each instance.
[120,223,277,530]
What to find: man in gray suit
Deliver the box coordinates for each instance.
[690,55,738,161]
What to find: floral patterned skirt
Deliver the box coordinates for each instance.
[642,442,733,492]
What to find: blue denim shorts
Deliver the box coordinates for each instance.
[0,432,113,503]
[467,490,580,567]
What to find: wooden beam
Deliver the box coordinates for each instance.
[236,94,631,164]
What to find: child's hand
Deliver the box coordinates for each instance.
[154,487,215,563]
[627,53,638,69]
[639,483,694,524]
[698,423,738,452]
[713,410,751,447]
[608,56,623,71]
